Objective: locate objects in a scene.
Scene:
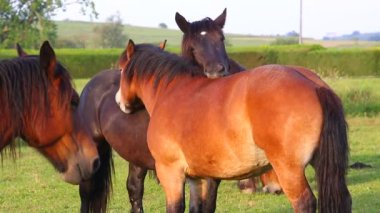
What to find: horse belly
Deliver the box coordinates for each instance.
[186,136,270,179]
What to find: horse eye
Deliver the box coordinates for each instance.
[71,99,79,108]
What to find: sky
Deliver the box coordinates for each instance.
[53,0,380,39]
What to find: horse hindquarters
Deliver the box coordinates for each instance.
[314,87,351,212]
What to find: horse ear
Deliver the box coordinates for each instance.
[214,8,227,29]
[175,12,190,33]
[16,43,28,57]
[126,39,135,60]
[159,40,167,50]
[39,41,57,83]
[119,39,135,69]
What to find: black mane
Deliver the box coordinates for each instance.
[122,44,203,89]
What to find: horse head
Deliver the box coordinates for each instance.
[14,42,100,184]
[176,8,229,78]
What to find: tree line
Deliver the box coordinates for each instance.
[0,0,128,48]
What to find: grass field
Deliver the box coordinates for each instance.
[0,77,379,212]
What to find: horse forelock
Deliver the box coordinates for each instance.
[189,17,221,34]
[124,44,202,90]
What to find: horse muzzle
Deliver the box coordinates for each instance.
[204,63,230,79]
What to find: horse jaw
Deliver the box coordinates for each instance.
[115,89,132,114]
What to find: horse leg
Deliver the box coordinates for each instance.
[260,169,282,194]
[188,178,205,213]
[79,178,107,213]
[203,178,221,212]
[127,163,148,213]
[79,141,113,213]
[188,178,220,213]
[79,180,92,213]
[237,178,257,194]
[269,160,316,212]
[155,163,186,213]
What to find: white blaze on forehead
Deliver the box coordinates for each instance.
[200,31,207,36]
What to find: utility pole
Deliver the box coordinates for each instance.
[299,0,303,44]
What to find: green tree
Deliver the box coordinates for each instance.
[0,0,97,48]
[94,14,128,48]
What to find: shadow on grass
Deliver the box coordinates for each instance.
[347,154,379,186]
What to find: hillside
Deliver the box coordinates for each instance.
[55,20,279,48]
[55,20,380,49]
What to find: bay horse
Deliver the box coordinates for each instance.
[176,8,282,195]
[116,40,352,213]
[1,41,100,185]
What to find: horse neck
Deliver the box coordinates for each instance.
[228,58,245,74]
[135,74,204,115]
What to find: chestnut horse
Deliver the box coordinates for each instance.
[116,41,352,213]
[1,41,100,185]
[176,8,282,195]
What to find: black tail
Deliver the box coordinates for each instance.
[315,87,352,212]
[80,141,114,213]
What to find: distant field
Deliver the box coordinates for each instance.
[56,21,380,48]
[56,21,184,48]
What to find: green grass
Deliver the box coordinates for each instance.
[325,77,380,116]
[0,77,379,212]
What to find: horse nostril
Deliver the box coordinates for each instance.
[92,157,101,173]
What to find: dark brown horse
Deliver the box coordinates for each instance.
[1,41,100,185]
[176,8,282,195]
[116,41,352,213]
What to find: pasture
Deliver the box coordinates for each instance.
[0,77,379,212]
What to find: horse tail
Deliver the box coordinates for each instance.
[80,141,114,213]
[315,87,352,212]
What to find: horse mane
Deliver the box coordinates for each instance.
[181,17,224,60]
[0,56,74,157]
[122,44,203,89]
